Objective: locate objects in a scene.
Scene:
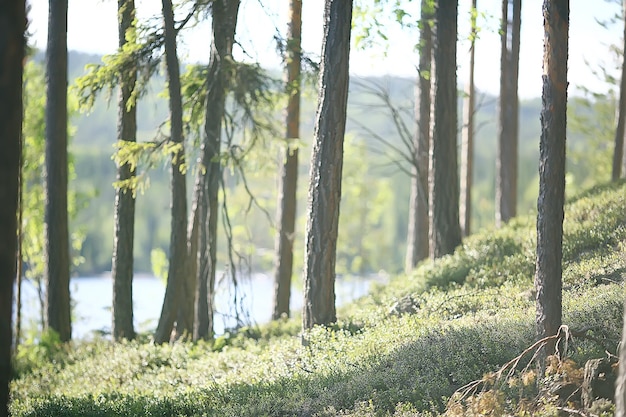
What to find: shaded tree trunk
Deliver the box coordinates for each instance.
[428,0,462,259]
[111,0,137,341]
[0,2,26,415]
[613,0,626,181]
[194,0,240,341]
[302,0,352,330]
[623,138,626,180]
[45,0,71,342]
[496,0,521,227]
[535,0,568,358]
[174,160,201,340]
[154,0,188,344]
[405,0,432,273]
[273,0,302,320]
[176,195,198,340]
[460,0,477,237]
[16,137,23,347]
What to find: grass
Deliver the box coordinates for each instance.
[10,180,626,416]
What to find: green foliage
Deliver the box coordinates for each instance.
[59,49,626,276]
[352,0,495,53]
[397,220,534,294]
[568,95,617,190]
[150,248,169,284]
[21,61,48,287]
[180,64,209,133]
[562,180,626,262]
[338,136,401,275]
[353,1,391,51]
[567,5,623,190]
[73,16,162,112]
[13,329,64,377]
[20,59,85,335]
[379,181,626,298]
[62,50,597,276]
[10,182,626,416]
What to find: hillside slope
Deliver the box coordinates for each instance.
[10,180,626,416]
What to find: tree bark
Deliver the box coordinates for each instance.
[612,0,626,181]
[273,0,302,320]
[0,2,26,415]
[154,0,188,344]
[302,0,352,330]
[111,0,137,341]
[428,0,462,260]
[194,0,240,341]
[460,0,477,237]
[535,0,568,358]
[45,0,71,342]
[405,0,432,273]
[176,194,198,340]
[496,0,521,227]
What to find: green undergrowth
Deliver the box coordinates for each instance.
[10,181,626,416]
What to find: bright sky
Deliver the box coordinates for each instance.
[26,0,623,99]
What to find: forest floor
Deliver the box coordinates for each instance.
[9,180,626,416]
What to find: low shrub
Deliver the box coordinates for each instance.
[10,181,626,416]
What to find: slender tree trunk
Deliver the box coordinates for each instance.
[173,168,200,340]
[194,170,210,339]
[429,0,462,260]
[45,0,71,342]
[194,0,240,341]
[16,142,23,347]
[623,136,626,179]
[176,194,198,340]
[0,2,26,414]
[273,0,302,320]
[535,0,568,359]
[617,301,626,416]
[460,0,477,237]
[112,0,137,341]
[612,0,626,181]
[302,0,352,330]
[496,0,521,227]
[154,0,188,344]
[405,0,432,273]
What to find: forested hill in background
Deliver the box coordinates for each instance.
[50,51,603,276]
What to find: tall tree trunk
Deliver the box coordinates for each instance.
[194,0,240,341]
[45,0,71,342]
[496,0,521,227]
[460,0,477,238]
[617,301,626,416]
[0,2,25,414]
[535,0,568,359]
[429,0,462,260]
[174,169,200,340]
[176,195,198,340]
[405,0,432,273]
[273,0,302,320]
[154,0,188,344]
[623,138,626,179]
[111,0,137,341]
[302,0,352,330]
[612,0,626,181]
[16,141,23,347]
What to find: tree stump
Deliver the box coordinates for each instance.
[581,358,617,410]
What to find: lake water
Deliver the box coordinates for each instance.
[17,272,386,339]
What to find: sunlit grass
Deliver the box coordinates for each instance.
[10,180,626,416]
